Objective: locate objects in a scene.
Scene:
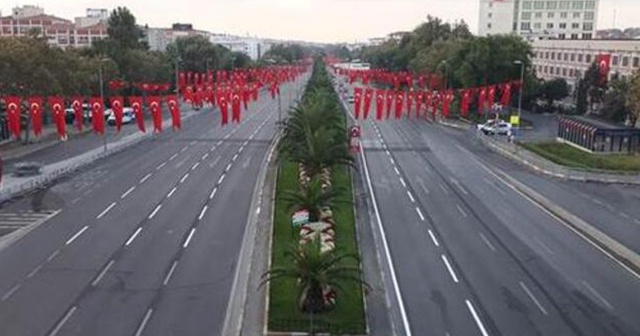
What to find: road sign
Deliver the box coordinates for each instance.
[510,115,520,127]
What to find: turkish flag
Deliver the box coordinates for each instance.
[418,75,426,89]
[375,90,385,121]
[394,92,404,119]
[231,90,242,123]
[252,85,259,101]
[242,85,250,110]
[183,86,194,103]
[28,97,44,137]
[130,96,146,133]
[478,87,487,115]
[425,92,432,117]
[194,86,204,107]
[146,96,163,133]
[415,91,424,118]
[363,88,373,120]
[110,96,124,133]
[269,82,279,99]
[442,91,454,118]
[385,90,394,119]
[487,86,496,109]
[70,97,84,131]
[166,95,181,130]
[353,87,363,119]
[89,97,105,134]
[460,89,472,117]
[5,96,22,138]
[596,54,611,84]
[500,83,512,107]
[217,90,229,126]
[406,90,414,117]
[179,72,186,90]
[48,96,67,140]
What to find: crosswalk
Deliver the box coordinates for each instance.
[0,210,59,238]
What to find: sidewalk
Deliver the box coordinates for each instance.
[0,123,93,161]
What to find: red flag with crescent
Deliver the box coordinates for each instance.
[363,88,373,120]
[500,83,512,107]
[415,91,424,118]
[478,87,487,115]
[217,90,229,126]
[385,90,394,119]
[146,96,163,133]
[89,97,105,134]
[406,90,414,117]
[110,96,124,133]
[48,96,67,139]
[394,91,404,119]
[596,54,611,84]
[5,96,22,138]
[353,87,363,119]
[28,97,44,137]
[70,97,84,131]
[375,90,385,121]
[166,95,181,130]
[231,90,242,123]
[130,96,146,133]
[460,89,472,117]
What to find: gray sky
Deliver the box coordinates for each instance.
[3,0,638,43]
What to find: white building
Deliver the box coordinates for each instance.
[209,34,270,60]
[145,23,210,52]
[532,39,640,89]
[74,8,108,28]
[479,0,599,40]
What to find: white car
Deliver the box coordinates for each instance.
[477,120,512,136]
[107,107,135,126]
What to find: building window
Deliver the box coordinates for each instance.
[569,68,574,76]
[521,22,531,30]
[488,12,493,18]
[559,1,571,9]
[535,12,543,18]
[633,57,639,68]
[551,52,556,60]
[534,1,545,9]
[57,36,68,45]
[582,33,592,39]
[547,1,558,9]
[560,12,568,18]
[559,33,566,39]
[523,1,533,9]
[585,0,595,9]
[612,56,619,66]
[556,67,561,75]
[534,22,542,29]
[572,1,584,9]
[578,54,583,62]
[575,70,581,77]
[544,65,548,73]
[571,33,579,39]
[573,12,581,18]
[559,23,567,29]
[522,12,532,20]
[487,23,492,29]
[584,12,594,20]
[550,66,554,73]
[564,53,569,61]
[562,68,568,76]
[583,22,593,31]
[545,51,550,59]
[572,22,580,29]
[548,12,555,18]
[547,22,554,29]
[622,57,629,67]
[571,53,576,61]
[586,54,592,63]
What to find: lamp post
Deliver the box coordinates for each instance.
[175,57,181,96]
[98,58,109,153]
[440,60,450,91]
[514,60,525,117]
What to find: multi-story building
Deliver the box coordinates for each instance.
[145,23,210,52]
[0,5,108,49]
[532,38,640,89]
[479,0,599,40]
[209,34,271,60]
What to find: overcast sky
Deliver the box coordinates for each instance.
[2,0,638,43]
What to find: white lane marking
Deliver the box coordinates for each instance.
[121,186,136,199]
[202,153,209,160]
[619,212,630,219]
[428,229,440,247]
[439,183,449,195]
[134,308,154,336]
[416,207,425,221]
[582,280,614,310]
[189,140,197,146]
[592,198,604,205]
[169,153,179,161]
[456,204,468,218]
[399,177,406,188]
[390,157,396,165]
[256,207,261,215]
[441,255,459,283]
[1,284,20,301]
[479,233,497,252]
[180,173,190,183]
[156,162,167,170]
[183,228,196,248]
[198,205,208,221]
[232,154,239,161]
[394,167,401,176]
[65,226,89,245]
[96,202,117,219]
[209,187,218,199]
[520,282,548,315]
[418,181,430,194]
[49,306,77,336]
[47,250,60,262]
[634,219,640,225]
[167,187,177,198]
[386,150,391,156]
[533,237,554,255]
[140,173,152,184]
[218,174,226,184]
[407,191,415,203]
[359,145,413,336]
[92,260,115,286]
[226,163,233,172]
[148,204,162,219]
[217,140,223,146]
[125,227,143,246]
[238,146,244,153]
[224,134,231,140]
[180,145,189,152]
[163,261,179,285]
[191,162,200,171]
[466,300,490,336]
[27,264,43,278]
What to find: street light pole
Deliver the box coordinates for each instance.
[514,60,525,117]
[175,58,180,97]
[99,63,106,153]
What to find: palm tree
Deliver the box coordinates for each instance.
[261,239,369,315]
[280,176,349,223]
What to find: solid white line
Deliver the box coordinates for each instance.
[385,150,391,156]
[201,153,209,160]
[218,174,226,184]
[66,226,89,245]
[148,204,162,219]
[156,162,167,170]
[96,202,117,219]
[191,162,200,171]
[140,173,152,184]
[479,233,497,252]
[520,282,548,315]
[390,157,395,165]
[399,177,406,188]
[407,191,415,203]
[359,147,413,336]
[394,167,401,176]
[49,306,77,336]
[582,280,614,310]
[163,261,179,285]
[180,173,189,183]
[27,264,43,278]
[238,146,244,153]
[226,163,233,172]
[1,284,20,301]
[465,300,490,336]
[125,227,143,246]
[169,153,179,161]
[441,254,459,283]
[134,308,154,336]
[209,187,218,199]
[121,186,136,199]
[167,187,177,198]
[47,250,60,262]
[183,228,196,248]
[92,260,115,286]
[456,204,468,218]
[233,154,239,161]
[428,229,440,247]
[256,207,261,215]
[198,205,208,220]
[415,207,425,221]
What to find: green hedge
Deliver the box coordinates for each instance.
[521,142,640,172]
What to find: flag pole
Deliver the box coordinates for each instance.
[99,63,106,154]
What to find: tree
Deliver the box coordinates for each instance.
[229,51,253,69]
[583,63,607,113]
[602,77,631,122]
[166,35,231,72]
[575,78,589,115]
[107,7,145,50]
[539,78,569,110]
[627,70,640,127]
[281,176,348,223]
[263,44,306,63]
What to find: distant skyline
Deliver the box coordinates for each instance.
[2,0,638,43]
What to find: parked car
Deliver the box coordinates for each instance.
[107,107,135,126]
[347,95,355,104]
[477,120,512,136]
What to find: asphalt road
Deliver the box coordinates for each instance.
[337,77,640,335]
[0,77,306,336]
